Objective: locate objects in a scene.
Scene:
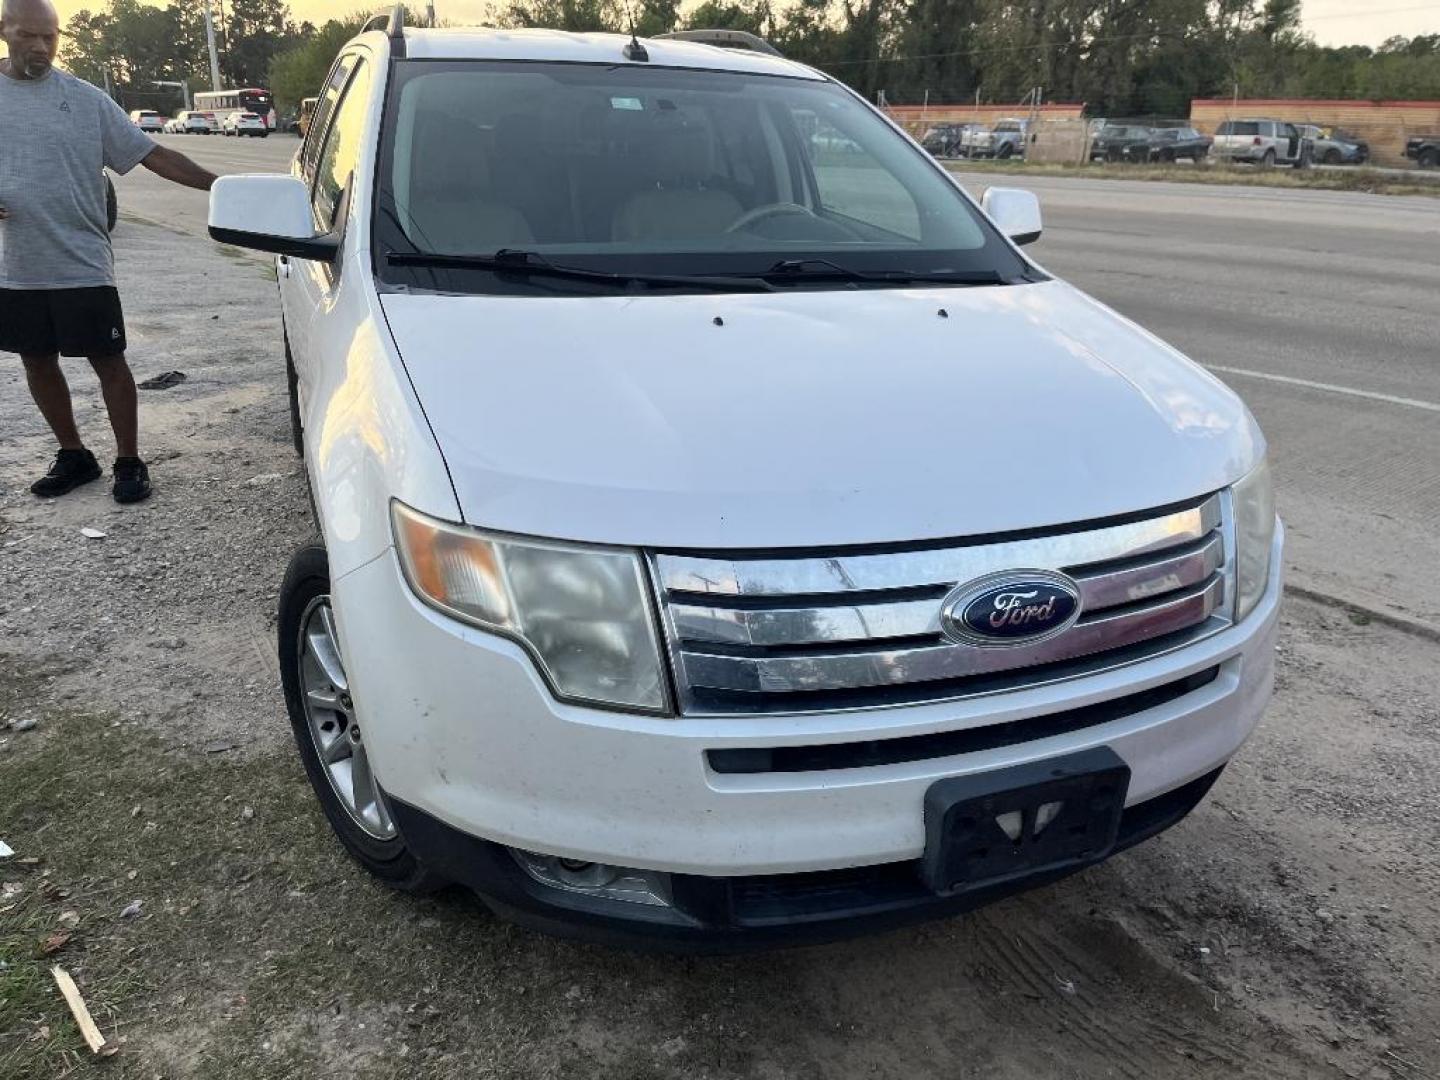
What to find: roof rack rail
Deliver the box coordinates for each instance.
[655,29,783,58]
[360,5,406,56]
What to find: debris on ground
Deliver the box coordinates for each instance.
[80,527,107,540]
[0,839,12,858]
[51,965,120,1056]
[42,930,73,955]
[119,899,143,919]
[12,718,38,732]
[57,910,81,929]
[139,370,188,390]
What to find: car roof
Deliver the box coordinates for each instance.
[373,27,825,81]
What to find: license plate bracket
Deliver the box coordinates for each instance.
[920,747,1131,896]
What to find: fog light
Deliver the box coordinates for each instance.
[512,850,672,908]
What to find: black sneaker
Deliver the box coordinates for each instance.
[30,448,102,497]
[113,457,152,504]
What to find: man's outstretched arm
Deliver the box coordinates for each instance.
[140,145,218,191]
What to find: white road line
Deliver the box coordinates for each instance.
[1204,364,1440,413]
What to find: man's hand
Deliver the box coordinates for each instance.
[140,145,219,191]
[0,203,8,220]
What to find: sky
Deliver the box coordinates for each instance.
[32,0,1440,52]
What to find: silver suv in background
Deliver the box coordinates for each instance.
[962,118,1028,159]
[1212,119,1311,168]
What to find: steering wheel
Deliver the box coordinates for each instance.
[726,202,817,234]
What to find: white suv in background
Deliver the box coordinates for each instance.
[223,111,270,137]
[129,109,165,132]
[1213,118,1312,167]
[209,13,1282,950]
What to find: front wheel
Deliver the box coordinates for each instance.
[1419,148,1438,169]
[1324,149,1341,165]
[279,544,444,893]
[1261,149,1276,169]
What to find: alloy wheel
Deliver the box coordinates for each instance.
[296,596,397,840]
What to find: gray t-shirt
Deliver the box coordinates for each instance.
[0,65,155,289]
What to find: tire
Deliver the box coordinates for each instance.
[104,174,117,233]
[1159,148,1175,163]
[996,142,1014,160]
[1261,149,1276,169]
[1324,149,1341,165]
[279,543,445,894]
[1419,149,1438,170]
[285,334,304,460]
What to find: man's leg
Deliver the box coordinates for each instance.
[22,352,85,451]
[91,353,151,504]
[88,353,139,459]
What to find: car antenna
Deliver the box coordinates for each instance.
[623,6,649,61]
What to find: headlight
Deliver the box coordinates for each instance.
[1231,458,1276,623]
[391,502,668,713]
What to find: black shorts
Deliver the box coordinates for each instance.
[0,286,127,357]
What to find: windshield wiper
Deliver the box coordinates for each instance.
[764,259,1016,286]
[386,249,776,292]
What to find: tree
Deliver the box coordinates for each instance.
[221,0,299,87]
[268,14,366,112]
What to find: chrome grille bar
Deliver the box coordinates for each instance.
[667,533,1224,648]
[651,495,1231,715]
[677,577,1225,695]
[656,497,1220,598]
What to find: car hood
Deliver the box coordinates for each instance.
[380,279,1262,549]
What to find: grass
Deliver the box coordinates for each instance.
[943,157,1440,197]
[0,662,799,1079]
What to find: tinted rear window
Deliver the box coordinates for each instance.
[1218,122,1259,136]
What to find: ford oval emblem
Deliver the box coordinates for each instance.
[940,570,1082,648]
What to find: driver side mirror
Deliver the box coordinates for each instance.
[208,174,338,262]
[981,187,1042,246]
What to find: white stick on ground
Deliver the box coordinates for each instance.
[49,966,118,1056]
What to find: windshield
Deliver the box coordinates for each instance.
[374,60,1030,295]
[1218,122,1259,136]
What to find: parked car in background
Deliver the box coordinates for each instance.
[209,21,1281,950]
[1298,125,1368,165]
[1090,123,1155,162]
[1151,127,1211,162]
[223,111,270,137]
[963,118,1027,159]
[1089,125,1208,164]
[1212,119,1310,168]
[166,110,215,134]
[920,123,971,158]
[129,109,165,132]
[1405,134,1438,168]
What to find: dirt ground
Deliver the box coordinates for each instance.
[2,220,1439,1080]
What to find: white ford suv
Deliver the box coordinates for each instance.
[209,13,1282,949]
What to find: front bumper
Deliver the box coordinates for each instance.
[331,526,1283,945]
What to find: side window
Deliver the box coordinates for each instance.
[793,110,920,241]
[312,58,373,232]
[300,54,357,180]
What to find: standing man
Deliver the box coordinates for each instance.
[0,0,218,503]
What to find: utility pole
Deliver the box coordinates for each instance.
[203,0,222,91]
[425,0,435,26]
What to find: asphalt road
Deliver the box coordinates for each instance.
[115,135,1440,624]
